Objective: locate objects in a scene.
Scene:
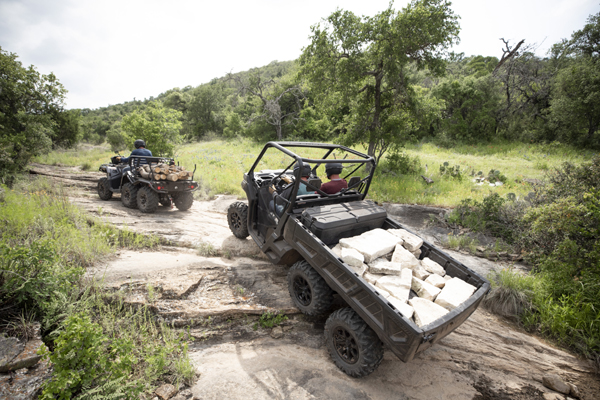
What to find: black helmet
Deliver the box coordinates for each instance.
[134,139,146,149]
[325,162,343,178]
[293,162,312,178]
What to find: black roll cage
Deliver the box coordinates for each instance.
[249,142,376,215]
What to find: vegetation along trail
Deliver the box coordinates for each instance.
[26,162,599,400]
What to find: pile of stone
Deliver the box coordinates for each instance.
[137,163,193,182]
[332,228,477,328]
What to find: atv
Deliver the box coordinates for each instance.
[98,154,198,213]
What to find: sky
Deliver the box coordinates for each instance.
[1,0,598,110]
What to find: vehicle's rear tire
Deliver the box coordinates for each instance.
[174,191,193,211]
[121,183,138,209]
[227,202,249,238]
[287,260,333,316]
[137,186,159,213]
[97,177,113,200]
[324,307,384,378]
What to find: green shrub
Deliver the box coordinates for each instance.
[253,311,288,330]
[483,269,534,319]
[381,148,422,175]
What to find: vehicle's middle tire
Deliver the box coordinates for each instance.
[324,307,384,378]
[97,177,113,200]
[173,191,193,211]
[287,260,333,316]
[137,186,159,213]
[121,183,138,209]
[227,202,249,238]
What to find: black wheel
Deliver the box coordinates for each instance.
[325,307,384,378]
[137,186,159,213]
[173,191,193,211]
[97,177,112,200]
[287,260,333,316]
[121,183,138,209]
[159,195,172,207]
[227,202,249,238]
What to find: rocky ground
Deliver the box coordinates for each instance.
[2,163,598,400]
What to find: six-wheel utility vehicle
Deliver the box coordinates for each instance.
[98,155,198,213]
[227,142,490,378]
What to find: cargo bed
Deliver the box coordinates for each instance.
[284,200,490,362]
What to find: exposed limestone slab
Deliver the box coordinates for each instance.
[411,277,441,301]
[421,257,446,276]
[341,247,364,268]
[368,260,403,276]
[409,297,449,327]
[434,277,477,311]
[425,274,447,288]
[388,229,423,252]
[363,272,385,285]
[339,228,402,263]
[387,296,414,319]
[390,244,420,269]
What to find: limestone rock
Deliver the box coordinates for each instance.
[434,277,477,311]
[376,275,408,297]
[542,374,571,395]
[270,326,284,339]
[421,257,446,276]
[542,393,565,400]
[0,338,43,373]
[443,274,453,281]
[568,383,579,398]
[369,260,403,276]
[348,263,368,277]
[411,249,422,258]
[331,244,343,257]
[391,244,420,269]
[388,228,423,251]
[411,277,441,301]
[341,247,364,268]
[156,383,177,400]
[0,337,24,371]
[425,274,447,289]
[339,228,403,263]
[409,298,449,327]
[387,296,414,319]
[412,263,431,281]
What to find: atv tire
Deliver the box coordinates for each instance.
[97,177,113,200]
[227,202,249,238]
[324,307,384,378]
[121,183,138,209]
[137,186,159,213]
[174,191,193,211]
[287,260,333,316]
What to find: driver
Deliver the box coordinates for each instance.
[270,162,315,215]
[117,139,152,164]
[320,163,348,194]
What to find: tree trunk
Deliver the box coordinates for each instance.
[276,123,282,140]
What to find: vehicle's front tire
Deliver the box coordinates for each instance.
[121,183,138,209]
[324,307,384,378]
[227,202,249,238]
[173,191,193,211]
[287,260,333,316]
[137,186,159,213]
[97,177,113,200]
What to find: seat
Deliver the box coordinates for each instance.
[347,176,361,188]
[307,178,322,191]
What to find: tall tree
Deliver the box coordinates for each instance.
[0,47,67,180]
[120,102,182,156]
[227,71,304,140]
[299,0,459,162]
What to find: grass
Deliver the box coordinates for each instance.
[0,176,193,398]
[34,138,595,207]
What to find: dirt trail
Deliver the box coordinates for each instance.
[30,164,599,399]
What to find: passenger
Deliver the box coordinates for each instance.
[320,163,348,194]
[117,139,152,164]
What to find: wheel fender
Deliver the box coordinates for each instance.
[125,170,136,183]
